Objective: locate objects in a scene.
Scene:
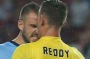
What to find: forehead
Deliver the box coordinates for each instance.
[25,12,38,23]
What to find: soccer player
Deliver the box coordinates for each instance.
[0,2,39,59]
[12,0,85,59]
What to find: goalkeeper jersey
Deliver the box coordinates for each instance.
[12,36,85,59]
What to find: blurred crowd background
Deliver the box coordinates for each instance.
[0,0,90,59]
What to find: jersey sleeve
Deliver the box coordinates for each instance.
[72,47,85,59]
[12,44,29,59]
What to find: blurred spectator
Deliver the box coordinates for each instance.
[82,18,90,59]
[0,0,13,21]
[0,0,18,43]
[70,0,89,27]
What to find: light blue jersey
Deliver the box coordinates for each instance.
[0,41,19,59]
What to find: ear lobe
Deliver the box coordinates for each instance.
[18,20,23,31]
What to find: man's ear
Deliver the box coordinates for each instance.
[41,14,47,26]
[18,20,24,31]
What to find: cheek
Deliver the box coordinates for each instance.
[23,27,32,37]
[24,25,31,33]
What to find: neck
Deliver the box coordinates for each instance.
[44,27,61,37]
[12,32,26,45]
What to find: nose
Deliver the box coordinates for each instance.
[33,27,38,34]
[35,28,38,34]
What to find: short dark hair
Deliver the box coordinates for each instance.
[19,2,39,20]
[40,0,68,27]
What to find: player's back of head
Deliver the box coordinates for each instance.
[39,0,68,28]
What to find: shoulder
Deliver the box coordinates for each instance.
[0,41,17,51]
[0,41,16,48]
[0,42,8,46]
[12,43,37,59]
[71,47,85,59]
[15,42,40,53]
[0,42,12,55]
[12,43,35,56]
[0,42,9,49]
[61,43,85,59]
[15,43,32,51]
[0,41,13,46]
[17,42,38,49]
